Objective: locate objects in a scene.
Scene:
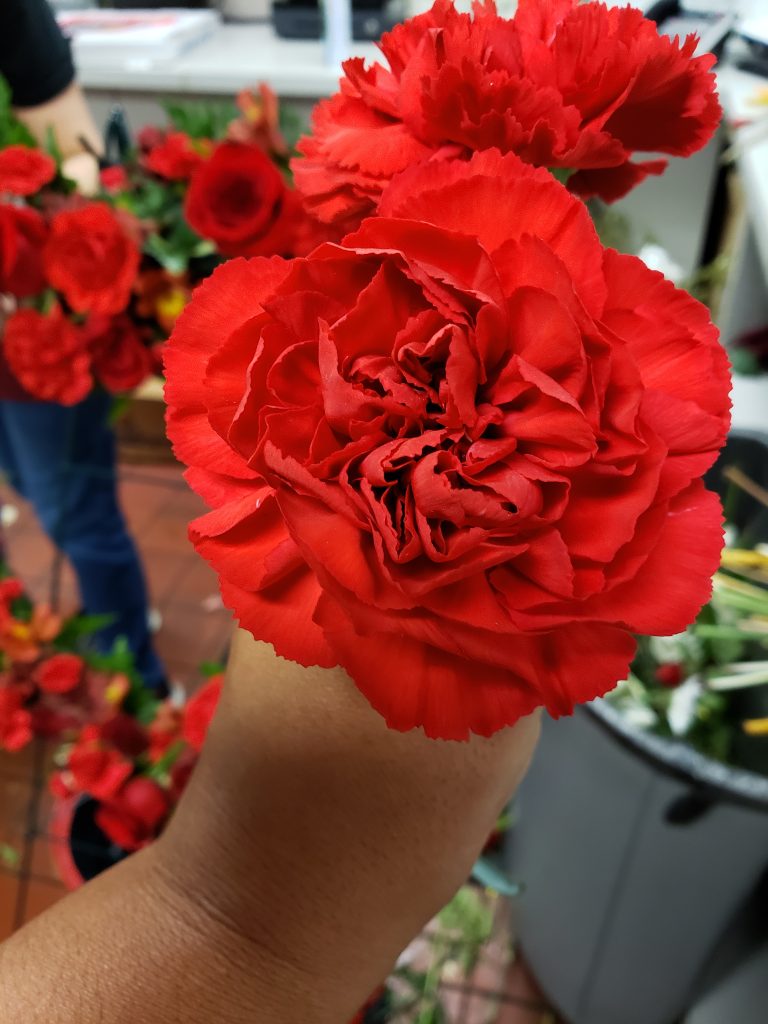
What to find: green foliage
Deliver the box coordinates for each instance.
[199,660,225,678]
[164,99,238,140]
[86,637,161,725]
[54,613,116,651]
[0,76,36,148]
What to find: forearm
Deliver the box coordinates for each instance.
[0,632,539,1022]
[14,81,102,194]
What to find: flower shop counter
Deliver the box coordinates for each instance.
[79,22,378,126]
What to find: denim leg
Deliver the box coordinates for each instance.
[0,393,166,690]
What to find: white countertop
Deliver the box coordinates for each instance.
[77,21,379,98]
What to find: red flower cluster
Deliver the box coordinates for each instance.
[294,0,720,233]
[50,675,223,852]
[145,131,211,181]
[0,145,56,196]
[166,151,731,740]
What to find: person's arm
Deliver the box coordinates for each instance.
[1,0,103,192]
[0,630,540,1023]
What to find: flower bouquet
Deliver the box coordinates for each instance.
[0,571,136,754]
[48,670,222,887]
[0,79,326,407]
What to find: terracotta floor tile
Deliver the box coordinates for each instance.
[0,870,20,943]
[19,877,67,923]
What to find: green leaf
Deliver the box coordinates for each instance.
[163,99,237,140]
[108,395,132,425]
[199,661,225,678]
[550,167,575,185]
[54,613,116,650]
[0,843,20,869]
[146,740,186,781]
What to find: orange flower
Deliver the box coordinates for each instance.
[135,268,191,332]
[0,604,62,663]
[228,84,289,158]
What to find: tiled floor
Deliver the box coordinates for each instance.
[0,459,560,1021]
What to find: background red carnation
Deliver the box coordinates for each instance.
[84,313,154,394]
[293,0,720,232]
[43,202,140,315]
[0,204,48,297]
[4,304,93,405]
[0,144,56,196]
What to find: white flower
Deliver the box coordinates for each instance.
[667,675,703,737]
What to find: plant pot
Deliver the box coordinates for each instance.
[505,702,768,1024]
[50,796,129,890]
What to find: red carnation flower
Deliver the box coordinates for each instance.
[0,144,56,197]
[182,675,223,753]
[184,141,296,258]
[145,131,210,181]
[36,653,84,695]
[84,313,154,394]
[4,305,93,405]
[0,204,48,297]
[95,777,171,851]
[43,202,140,315]
[166,151,731,740]
[67,725,133,800]
[293,0,720,232]
[100,165,129,193]
[0,686,33,751]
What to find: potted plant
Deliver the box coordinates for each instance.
[505,431,768,1024]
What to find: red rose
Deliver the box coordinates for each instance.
[4,305,93,405]
[166,151,731,740]
[0,144,56,196]
[84,313,153,393]
[0,686,33,751]
[181,675,223,752]
[44,202,140,315]
[95,777,171,851]
[137,125,166,154]
[293,0,720,232]
[100,165,129,193]
[35,653,84,695]
[67,725,134,799]
[99,713,150,758]
[184,141,295,257]
[145,131,210,181]
[0,204,48,297]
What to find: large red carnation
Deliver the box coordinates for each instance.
[165,151,730,740]
[184,141,296,258]
[0,145,56,197]
[84,313,154,393]
[293,0,720,233]
[43,202,140,315]
[4,304,93,405]
[0,204,48,297]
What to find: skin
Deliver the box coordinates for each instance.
[0,631,540,1023]
[14,80,103,194]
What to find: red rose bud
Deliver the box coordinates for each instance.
[43,202,140,316]
[99,165,129,193]
[166,149,730,740]
[184,141,296,257]
[655,663,685,688]
[99,713,150,758]
[68,732,133,800]
[95,777,170,851]
[293,0,720,232]
[35,653,84,695]
[0,145,56,196]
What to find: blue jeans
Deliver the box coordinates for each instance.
[0,392,165,691]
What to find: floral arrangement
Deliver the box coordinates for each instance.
[50,671,222,854]
[608,539,768,771]
[0,80,325,406]
[165,0,730,742]
[0,572,137,753]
